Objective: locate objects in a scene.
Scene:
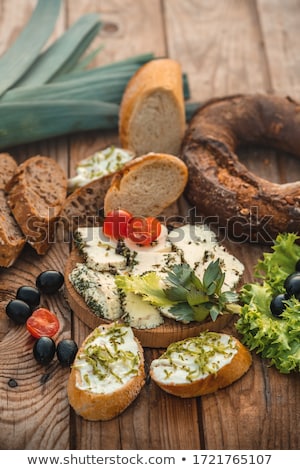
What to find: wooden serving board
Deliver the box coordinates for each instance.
[64,249,232,348]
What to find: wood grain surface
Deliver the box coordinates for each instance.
[0,0,300,451]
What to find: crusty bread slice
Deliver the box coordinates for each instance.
[119,58,186,156]
[0,153,26,267]
[150,332,252,398]
[60,174,113,235]
[6,156,67,255]
[67,323,145,421]
[104,153,188,216]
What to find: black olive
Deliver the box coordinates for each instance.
[36,270,64,294]
[284,272,300,299]
[296,259,300,272]
[33,337,56,366]
[56,339,78,367]
[16,286,40,310]
[6,299,32,324]
[270,293,287,317]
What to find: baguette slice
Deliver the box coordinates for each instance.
[104,153,188,216]
[150,332,252,398]
[6,156,67,255]
[119,58,186,156]
[67,322,145,421]
[0,153,26,267]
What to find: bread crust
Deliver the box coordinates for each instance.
[150,335,252,398]
[181,94,300,244]
[60,174,113,236]
[67,324,145,421]
[104,152,188,216]
[6,156,67,255]
[119,58,186,156]
[0,153,26,267]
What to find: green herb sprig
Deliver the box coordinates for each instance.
[163,261,240,322]
[115,260,241,324]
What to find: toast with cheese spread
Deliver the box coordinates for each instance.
[150,332,252,398]
[67,322,145,421]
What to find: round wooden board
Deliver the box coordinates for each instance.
[64,249,232,348]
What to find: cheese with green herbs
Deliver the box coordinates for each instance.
[69,223,244,328]
[68,146,134,192]
[74,226,127,271]
[74,324,140,394]
[150,332,238,384]
[168,224,244,290]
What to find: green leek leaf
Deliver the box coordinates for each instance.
[16,13,101,87]
[0,0,61,96]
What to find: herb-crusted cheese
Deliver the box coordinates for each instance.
[74,324,140,394]
[150,332,238,384]
[75,226,127,271]
[69,263,122,320]
[168,224,244,290]
[69,223,244,329]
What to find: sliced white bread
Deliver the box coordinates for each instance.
[6,156,67,255]
[150,332,252,398]
[0,153,26,267]
[67,322,145,421]
[104,152,188,216]
[119,58,186,156]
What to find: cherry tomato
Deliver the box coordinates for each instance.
[103,209,133,240]
[26,308,60,338]
[127,216,162,245]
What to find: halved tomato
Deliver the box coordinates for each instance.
[103,209,133,240]
[127,216,162,246]
[26,308,60,338]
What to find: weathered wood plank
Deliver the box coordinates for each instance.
[0,0,72,450]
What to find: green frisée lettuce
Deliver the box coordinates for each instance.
[236,233,300,373]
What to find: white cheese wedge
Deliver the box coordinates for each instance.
[69,263,122,320]
[150,332,238,384]
[130,250,181,276]
[75,226,127,271]
[74,324,140,394]
[168,224,244,290]
[121,292,164,329]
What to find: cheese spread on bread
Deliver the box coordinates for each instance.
[151,332,238,384]
[73,324,140,394]
[68,146,134,192]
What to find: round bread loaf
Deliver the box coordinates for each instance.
[181,94,300,243]
[67,323,145,421]
[150,331,252,398]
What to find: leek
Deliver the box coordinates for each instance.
[16,13,101,87]
[0,0,61,96]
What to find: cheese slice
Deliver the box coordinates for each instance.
[69,263,122,320]
[168,224,244,290]
[75,226,127,271]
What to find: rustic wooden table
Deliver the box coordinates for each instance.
[0,0,300,451]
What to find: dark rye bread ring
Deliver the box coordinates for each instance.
[181,94,300,244]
